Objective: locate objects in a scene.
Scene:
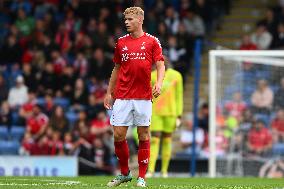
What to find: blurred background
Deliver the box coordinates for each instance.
[0,0,283,177]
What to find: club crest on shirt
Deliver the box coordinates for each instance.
[141,42,146,50]
[122,45,128,51]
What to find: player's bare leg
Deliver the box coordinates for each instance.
[107,126,132,187]
[136,126,150,187]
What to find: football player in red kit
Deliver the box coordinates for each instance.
[104,6,165,187]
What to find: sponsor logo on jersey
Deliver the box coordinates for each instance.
[121,52,146,61]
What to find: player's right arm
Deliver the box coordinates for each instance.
[104,63,120,110]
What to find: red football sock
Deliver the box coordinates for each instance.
[114,140,129,175]
[138,140,150,179]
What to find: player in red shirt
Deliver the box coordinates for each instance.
[104,7,165,187]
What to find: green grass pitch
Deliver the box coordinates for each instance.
[0,177,284,189]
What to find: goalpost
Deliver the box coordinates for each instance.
[209,50,284,177]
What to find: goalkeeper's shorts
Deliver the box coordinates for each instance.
[150,115,176,133]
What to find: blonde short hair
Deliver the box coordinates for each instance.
[123,7,144,19]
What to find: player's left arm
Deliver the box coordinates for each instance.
[152,61,165,98]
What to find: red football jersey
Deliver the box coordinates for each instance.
[113,33,164,99]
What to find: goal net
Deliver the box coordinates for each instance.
[209,50,284,177]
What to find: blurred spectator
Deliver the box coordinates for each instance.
[22,64,37,92]
[177,113,204,156]
[15,8,35,36]
[271,109,284,142]
[88,48,113,81]
[34,1,51,20]
[251,24,272,50]
[176,23,194,57]
[74,52,88,78]
[182,9,205,38]
[223,111,238,139]
[91,137,113,175]
[71,78,89,108]
[239,109,255,132]
[0,75,8,104]
[247,120,273,156]
[194,0,212,32]
[57,66,77,98]
[49,131,64,155]
[145,10,157,34]
[87,18,97,38]
[164,6,180,35]
[202,127,229,158]
[156,22,169,49]
[55,23,71,53]
[63,132,75,155]
[51,50,67,75]
[87,94,104,120]
[18,91,36,124]
[165,35,187,80]
[90,110,111,137]
[20,132,34,155]
[93,22,110,49]
[39,34,57,62]
[89,79,108,105]
[26,104,49,140]
[31,19,46,46]
[225,92,247,121]
[38,63,56,95]
[42,11,57,35]
[44,93,55,116]
[257,8,278,37]
[8,75,28,108]
[72,110,90,141]
[270,22,284,49]
[251,79,274,114]
[239,34,258,50]
[198,103,209,133]
[73,32,85,52]
[0,101,12,126]
[48,106,69,138]
[0,35,22,64]
[274,77,284,109]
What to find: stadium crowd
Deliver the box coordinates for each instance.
[193,0,284,159]
[239,0,284,50]
[176,0,284,159]
[0,0,231,174]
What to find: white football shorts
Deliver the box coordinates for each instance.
[110,99,152,126]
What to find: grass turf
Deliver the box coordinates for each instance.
[0,177,284,189]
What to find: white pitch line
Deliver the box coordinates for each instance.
[0,179,82,186]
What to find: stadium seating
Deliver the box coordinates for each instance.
[0,126,9,141]
[0,140,20,155]
[10,126,25,141]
